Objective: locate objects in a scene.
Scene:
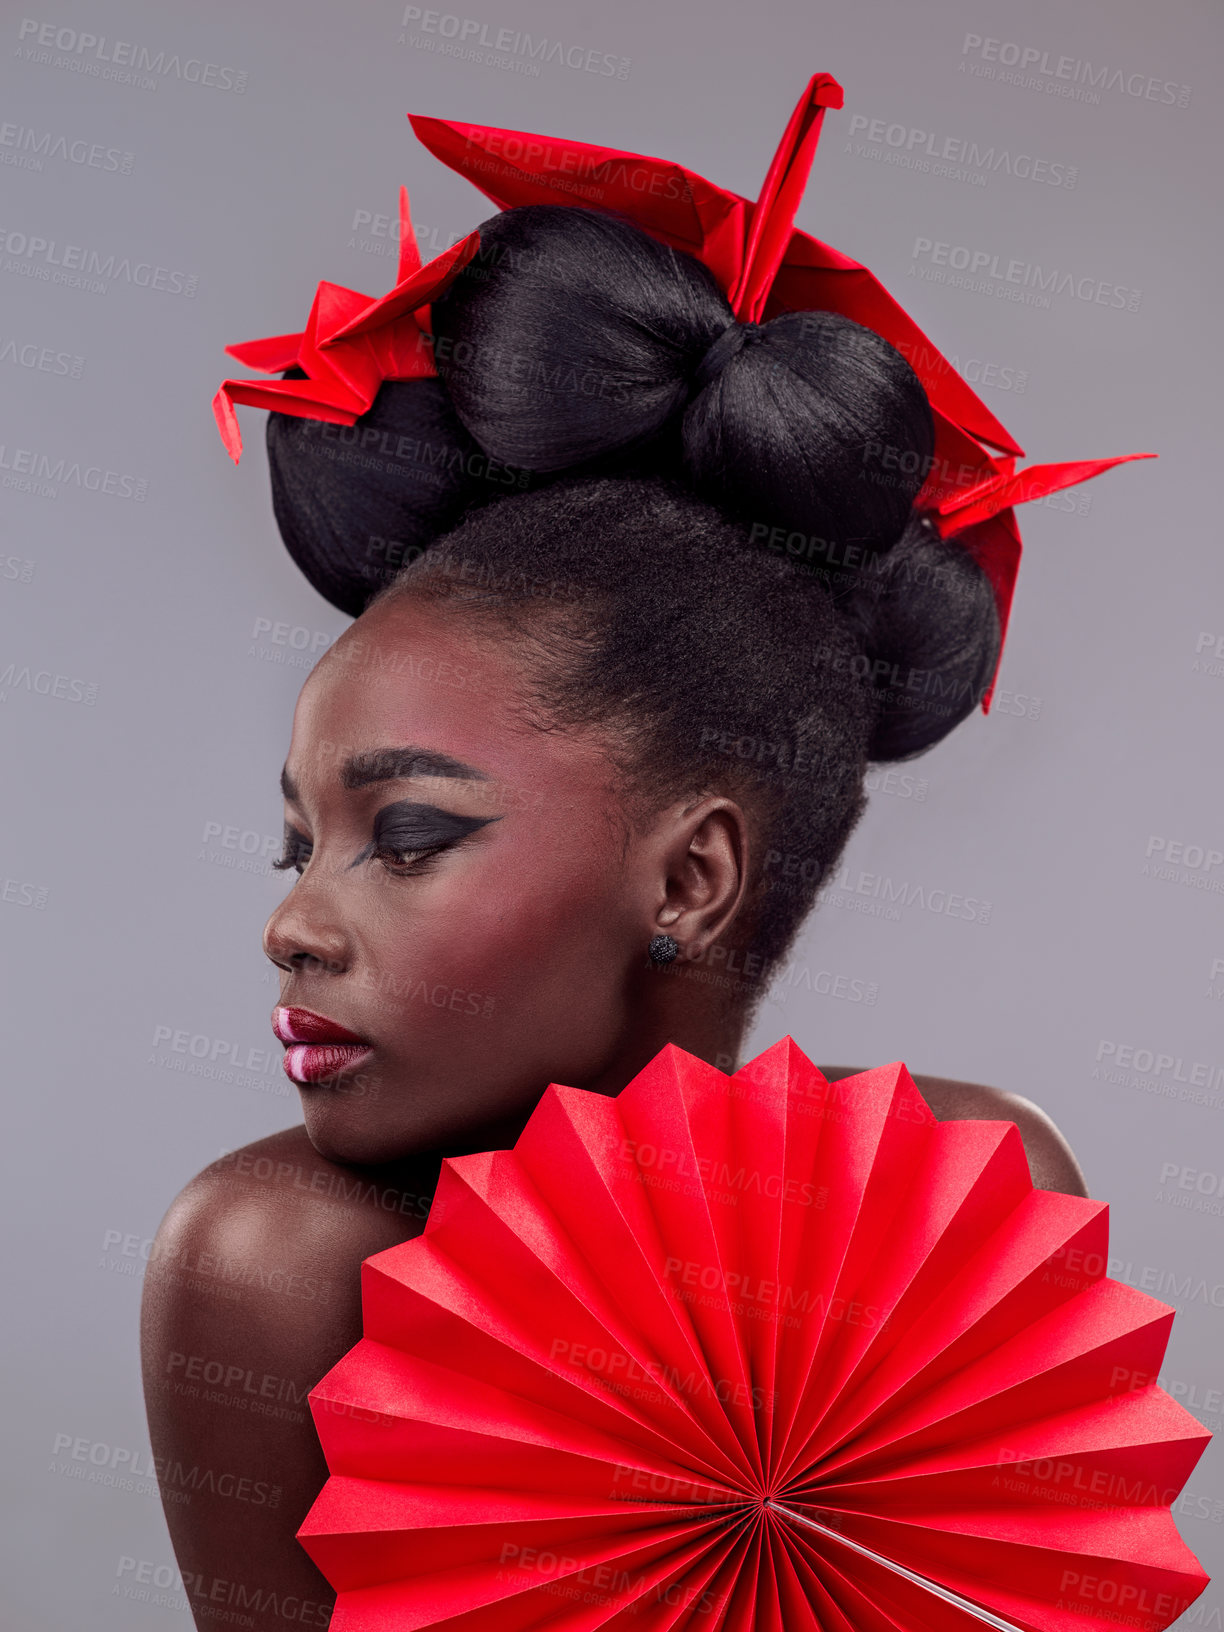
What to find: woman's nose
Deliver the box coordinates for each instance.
[263,877,351,975]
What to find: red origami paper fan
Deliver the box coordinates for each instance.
[299,1039,1210,1632]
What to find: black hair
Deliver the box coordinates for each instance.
[264,204,1000,966]
[266,375,532,618]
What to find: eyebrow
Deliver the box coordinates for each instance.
[280,747,489,802]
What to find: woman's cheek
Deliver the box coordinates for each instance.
[364,831,620,1021]
[452,844,601,960]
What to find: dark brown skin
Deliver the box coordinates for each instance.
[141,595,1087,1629]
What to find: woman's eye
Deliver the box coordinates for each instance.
[272,833,311,874]
[363,804,497,877]
[370,843,444,877]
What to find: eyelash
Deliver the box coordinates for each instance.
[272,835,450,878]
[370,841,448,877]
[271,832,310,875]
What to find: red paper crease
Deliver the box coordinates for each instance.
[299,1040,1210,1630]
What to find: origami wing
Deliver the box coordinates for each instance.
[926,454,1155,703]
[212,189,478,462]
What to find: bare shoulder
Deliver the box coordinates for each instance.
[149,1123,434,1292]
[143,1124,434,1393]
[820,1066,1088,1197]
[140,1127,437,1631]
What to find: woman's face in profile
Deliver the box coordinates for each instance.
[264,593,655,1164]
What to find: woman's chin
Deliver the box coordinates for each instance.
[298,1085,470,1170]
[298,1074,545,1171]
[298,1089,418,1167]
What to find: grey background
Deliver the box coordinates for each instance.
[1,0,1220,1623]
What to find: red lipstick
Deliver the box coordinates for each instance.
[274,1006,366,1045]
[273,1006,373,1085]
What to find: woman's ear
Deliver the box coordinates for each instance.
[651,796,750,960]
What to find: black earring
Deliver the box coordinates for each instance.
[648,934,680,964]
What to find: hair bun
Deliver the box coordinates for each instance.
[432,206,933,562]
[265,375,530,616]
[431,205,728,471]
[838,516,1001,760]
[682,308,933,561]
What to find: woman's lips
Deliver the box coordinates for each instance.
[273,1005,367,1045]
[282,1042,374,1086]
[273,1006,373,1085]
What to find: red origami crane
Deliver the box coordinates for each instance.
[300,1040,1210,1632]
[211,189,479,462]
[216,74,1154,705]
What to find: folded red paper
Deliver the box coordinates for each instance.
[299,1039,1210,1632]
[215,74,1154,707]
[212,188,479,462]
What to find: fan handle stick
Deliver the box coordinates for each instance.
[768,1503,1029,1632]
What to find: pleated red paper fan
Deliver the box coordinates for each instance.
[299,1039,1211,1631]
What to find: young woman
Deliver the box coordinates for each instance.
[142,88,1115,1629]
